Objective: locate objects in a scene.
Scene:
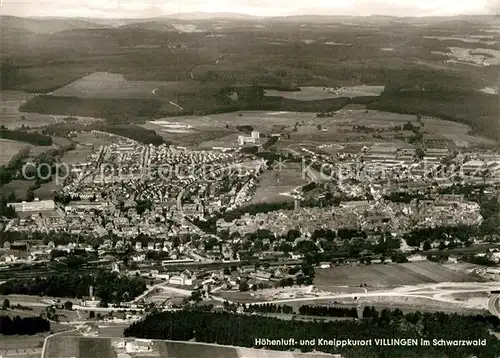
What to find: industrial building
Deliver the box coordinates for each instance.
[237,131,260,146]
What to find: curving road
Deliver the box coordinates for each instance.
[488,294,500,317]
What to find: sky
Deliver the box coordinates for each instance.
[1,0,498,18]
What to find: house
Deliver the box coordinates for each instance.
[169,274,193,286]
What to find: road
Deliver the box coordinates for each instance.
[152,88,184,110]
[488,294,500,317]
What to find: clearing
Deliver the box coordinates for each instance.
[264,86,385,101]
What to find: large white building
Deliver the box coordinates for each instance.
[237,131,260,146]
[7,199,55,212]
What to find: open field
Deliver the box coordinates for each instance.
[0,91,56,130]
[50,72,185,100]
[250,166,307,204]
[0,336,44,358]
[314,261,483,289]
[0,180,33,200]
[265,86,385,101]
[44,334,82,358]
[0,139,31,165]
[60,145,94,165]
[149,111,314,132]
[34,180,61,200]
[280,298,488,316]
[145,111,315,146]
[45,336,339,358]
[422,116,495,147]
[72,132,121,147]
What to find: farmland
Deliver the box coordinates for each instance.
[44,336,339,358]
[314,261,483,290]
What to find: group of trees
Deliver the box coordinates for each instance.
[0,196,17,218]
[404,226,477,248]
[124,309,500,357]
[245,303,294,314]
[299,305,358,318]
[0,315,50,335]
[0,271,146,304]
[461,254,497,267]
[0,127,52,146]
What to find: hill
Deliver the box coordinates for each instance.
[0,15,105,34]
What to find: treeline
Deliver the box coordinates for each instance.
[0,128,52,146]
[245,303,294,314]
[299,305,358,318]
[0,271,146,304]
[0,315,50,335]
[124,309,500,357]
[95,124,164,145]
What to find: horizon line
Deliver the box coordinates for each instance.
[2,12,498,20]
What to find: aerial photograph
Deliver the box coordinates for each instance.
[0,0,499,357]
